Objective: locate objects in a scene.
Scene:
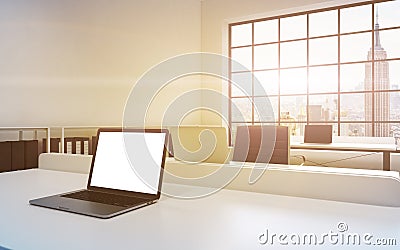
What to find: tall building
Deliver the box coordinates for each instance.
[365,12,390,137]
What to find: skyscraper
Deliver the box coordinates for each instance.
[365,11,390,137]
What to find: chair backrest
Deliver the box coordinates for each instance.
[232,125,289,164]
[169,126,231,164]
[38,153,92,174]
[304,124,332,143]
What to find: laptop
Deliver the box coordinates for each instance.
[29,128,168,219]
[304,125,333,144]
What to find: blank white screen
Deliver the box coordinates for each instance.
[90,132,165,194]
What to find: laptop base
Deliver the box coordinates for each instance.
[29,191,156,219]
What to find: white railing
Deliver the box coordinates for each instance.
[0,126,117,154]
[0,127,50,151]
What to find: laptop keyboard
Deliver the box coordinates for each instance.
[62,190,148,207]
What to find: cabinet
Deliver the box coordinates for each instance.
[43,137,92,154]
[24,140,38,169]
[0,140,38,173]
[0,142,12,172]
[11,141,25,171]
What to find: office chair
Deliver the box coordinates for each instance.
[232,125,290,164]
[232,125,306,165]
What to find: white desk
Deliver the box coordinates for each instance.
[291,142,399,171]
[1,169,399,250]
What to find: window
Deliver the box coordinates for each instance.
[229,0,400,138]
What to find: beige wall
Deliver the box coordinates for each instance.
[0,0,370,128]
[0,0,201,127]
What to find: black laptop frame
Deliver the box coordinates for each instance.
[86,128,169,201]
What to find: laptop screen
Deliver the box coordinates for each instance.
[89,131,166,195]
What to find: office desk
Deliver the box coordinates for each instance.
[291,142,399,171]
[1,169,399,250]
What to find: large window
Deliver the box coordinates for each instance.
[229,0,400,138]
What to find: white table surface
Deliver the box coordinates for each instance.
[290,142,399,171]
[1,169,400,250]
